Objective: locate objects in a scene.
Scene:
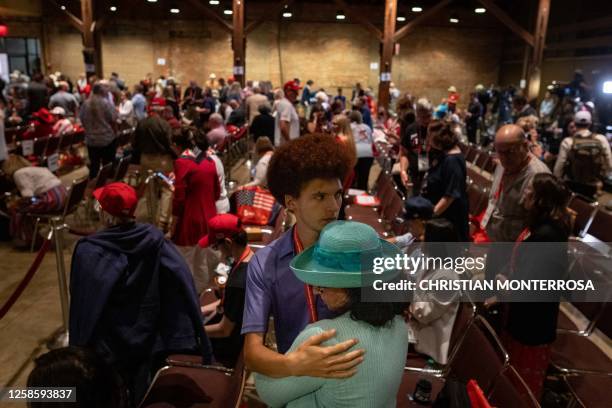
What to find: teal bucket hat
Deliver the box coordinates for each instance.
[290,221,402,288]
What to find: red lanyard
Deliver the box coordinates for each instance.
[220,247,253,307]
[510,227,531,274]
[293,228,318,323]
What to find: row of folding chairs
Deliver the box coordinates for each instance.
[218,126,249,171]
[344,169,406,237]
[461,143,498,174]
[398,313,540,407]
[4,125,24,145]
[11,131,85,168]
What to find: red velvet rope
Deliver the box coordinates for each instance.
[0,238,51,320]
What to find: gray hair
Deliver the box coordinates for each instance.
[274,89,285,100]
[416,98,432,112]
[209,113,224,124]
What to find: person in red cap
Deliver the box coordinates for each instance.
[199,213,252,368]
[92,182,138,224]
[274,83,300,146]
[70,182,212,404]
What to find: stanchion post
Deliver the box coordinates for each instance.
[47,217,70,349]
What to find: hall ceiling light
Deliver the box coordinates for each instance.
[110,6,117,12]
[411,6,423,13]
[397,14,406,22]
[282,11,293,18]
[209,0,220,4]
[474,7,486,14]
[60,5,66,10]
[449,17,459,23]
[224,9,233,15]
[147,0,158,3]
[170,7,180,13]
[336,10,346,20]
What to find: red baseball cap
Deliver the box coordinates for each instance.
[283,80,302,92]
[198,214,243,248]
[93,182,138,218]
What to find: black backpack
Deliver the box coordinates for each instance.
[566,132,605,184]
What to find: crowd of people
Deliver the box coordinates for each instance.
[0,66,610,407]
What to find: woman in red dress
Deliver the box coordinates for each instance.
[171,128,220,293]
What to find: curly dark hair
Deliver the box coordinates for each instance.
[267,133,353,206]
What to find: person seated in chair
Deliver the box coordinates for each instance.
[387,196,434,249]
[69,182,211,405]
[1,154,67,247]
[199,214,252,368]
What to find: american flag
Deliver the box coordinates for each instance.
[236,188,276,212]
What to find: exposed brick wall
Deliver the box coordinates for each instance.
[26,17,504,107]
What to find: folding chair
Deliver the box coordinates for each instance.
[113,155,132,182]
[564,374,612,408]
[466,166,492,190]
[58,131,75,152]
[568,194,598,238]
[465,146,480,163]
[483,156,498,174]
[474,151,490,171]
[446,315,510,393]
[30,176,89,251]
[90,162,114,190]
[467,182,489,216]
[551,329,612,376]
[488,366,541,408]
[140,352,246,408]
[584,209,612,243]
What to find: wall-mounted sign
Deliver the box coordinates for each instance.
[233,66,244,75]
[157,58,166,66]
[380,72,391,82]
[370,62,379,70]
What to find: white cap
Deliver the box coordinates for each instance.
[209,73,217,79]
[448,85,457,93]
[50,106,66,116]
[574,110,592,125]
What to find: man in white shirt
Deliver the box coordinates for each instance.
[246,87,268,125]
[274,83,300,146]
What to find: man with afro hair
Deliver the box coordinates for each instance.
[242,133,366,378]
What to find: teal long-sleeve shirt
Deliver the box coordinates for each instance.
[255,313,408,408]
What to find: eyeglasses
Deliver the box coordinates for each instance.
[494,145,521,156]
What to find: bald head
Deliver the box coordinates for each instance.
[495,124,525,144]
[495,124,529,174]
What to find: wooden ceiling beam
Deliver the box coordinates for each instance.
[333,0,382,41]
[47,0,83,32]
[393,0,452,43]
[476,0,535,47]
[185,0,234,34]
[245,0,296,35]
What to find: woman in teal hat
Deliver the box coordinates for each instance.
[256,221,408,408]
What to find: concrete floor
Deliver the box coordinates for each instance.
[0,238,77,408]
